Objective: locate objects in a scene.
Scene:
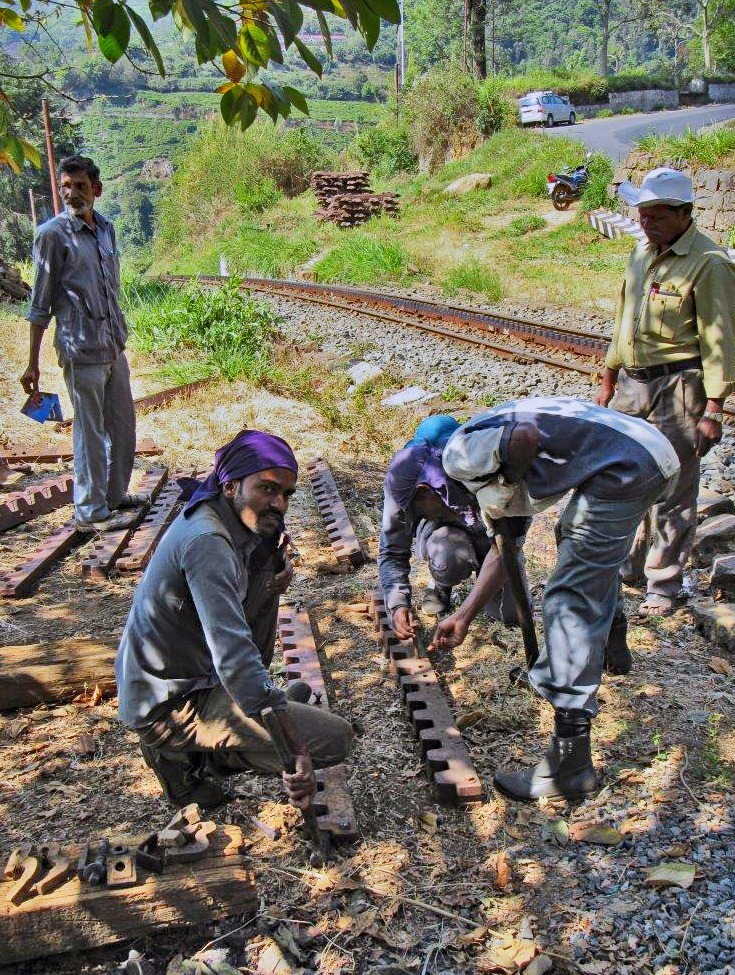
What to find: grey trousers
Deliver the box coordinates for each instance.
[140,549,353,774]
[63,354,136,523]
[530,474,675,716]
[415,521,529,624]
[612,368,706,597]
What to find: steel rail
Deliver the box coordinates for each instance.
[157,275,735,424]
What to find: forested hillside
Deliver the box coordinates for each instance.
[1,0,733,263]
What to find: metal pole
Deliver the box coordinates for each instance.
[28,188,37,229]
[41,99,60,216]
[397,0,405,87]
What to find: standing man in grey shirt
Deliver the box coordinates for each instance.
[21,154,144,531]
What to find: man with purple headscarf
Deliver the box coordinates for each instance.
[378,416,529,639]
[116,430,353,810]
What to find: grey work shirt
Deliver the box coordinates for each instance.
[115,495,287,729]
[27,210,127,365]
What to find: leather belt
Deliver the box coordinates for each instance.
[625,357,702,382]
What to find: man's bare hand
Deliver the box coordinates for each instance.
[428,613,469,652]
[695,418,722,457]
[391,606,417,641]
[594,381,615,408]
[20,365,40,396]
[283,750,316,810]
[267,553,294,596]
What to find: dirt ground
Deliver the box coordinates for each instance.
[0,303,734,975]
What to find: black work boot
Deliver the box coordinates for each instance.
[604,613,632,675]
[285,680,313,704]
[422,584,452,615]
[140,742,230,810]
[493,709,598,802]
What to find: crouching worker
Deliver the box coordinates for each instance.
[436,397,679,801]
[378,415,530,642]
[115,430,353,809]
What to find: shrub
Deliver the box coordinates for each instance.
[580,153,616,212]
[477,77,520,134]
[637,126,735,166]
[123,277,280,381]
[403,66,480,172]
[442,259,502,301]
[507,214,546,236]
[259,128,333,197]
[353,118,418,176]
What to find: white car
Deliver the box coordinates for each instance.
[519,91,577,127]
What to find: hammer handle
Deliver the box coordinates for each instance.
[493,519,539,670]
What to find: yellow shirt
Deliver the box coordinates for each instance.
[605,220,735,399]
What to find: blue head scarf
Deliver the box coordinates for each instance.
[409,414,460,448]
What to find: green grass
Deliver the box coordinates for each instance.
[442,258,503,301]
[506,214,546,236]
[637,124,735,166]
[311,225,417,285]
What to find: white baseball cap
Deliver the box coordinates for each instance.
[618,167,695,208]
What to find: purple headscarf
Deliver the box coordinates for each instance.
[184,429,298,517]
[385,441,479,528]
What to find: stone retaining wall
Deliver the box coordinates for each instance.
[609,89,679,112]
[611,150,735,247]
[710,84,735,103]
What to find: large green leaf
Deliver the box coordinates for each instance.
[283,85,309,115]
[293,36,323,77]
[357,6,379,48]
[125,4,165,75]
[364,0,401,22]
[92,0,131,63]
[220,85,244,125]
[239,20,271,67]
[0,8,25,30]
[315,10,332,58]
[148,0,173,20]
[238,93,258,131]
[267,0,302,48]
[203,0,237,52]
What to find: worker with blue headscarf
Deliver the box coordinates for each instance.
[378,416,529,639]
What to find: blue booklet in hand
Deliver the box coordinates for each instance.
[21,392,64,423]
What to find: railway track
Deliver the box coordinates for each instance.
[159,274,735,426]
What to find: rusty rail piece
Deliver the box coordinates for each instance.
[81,468,169,580]
[0,520,83,598]
[133,379,212,413]
[276,601,359,843]
[278,601,329,704]
[366,590,483,804]
[116,474,190,574]
[0,474,73,534]
[0,438,161,465]
[306,457,366,567]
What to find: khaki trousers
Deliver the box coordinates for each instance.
[611,368,706,597]
[139,548,353,773]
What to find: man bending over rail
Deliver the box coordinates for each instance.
[378,415,530,639]
[116,430,353,809]
[433,397,680,802]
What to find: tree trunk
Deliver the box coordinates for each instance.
[702,1,712,71]
[598,0,612,75]
[469,0,487,79]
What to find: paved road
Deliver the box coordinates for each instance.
[542,103,735,159]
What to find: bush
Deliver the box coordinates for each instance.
[403,66,480,171]
[507,214,546,236]
[122,277,280,381]
[442,259,502,301]
[477,77,519,134]
[353,118,418,176]
[580,153,616,212]
[636,126,735,166]
[259,128,332,197]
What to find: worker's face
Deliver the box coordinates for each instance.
[225,468,296,537]
[638,203,691,249]
[60,169,101,218]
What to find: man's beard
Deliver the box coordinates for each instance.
[64,201,93,218]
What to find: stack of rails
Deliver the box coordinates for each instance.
[310,171,399,227]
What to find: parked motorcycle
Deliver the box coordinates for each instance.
[547,152,591,210]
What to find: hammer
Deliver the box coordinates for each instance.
[492,518,539,683]
[260,707,331,867]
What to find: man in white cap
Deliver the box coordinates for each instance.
[596,167,735,617]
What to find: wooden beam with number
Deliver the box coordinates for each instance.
[0,638,118,711]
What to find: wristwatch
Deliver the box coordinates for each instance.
[702,411,724,423]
